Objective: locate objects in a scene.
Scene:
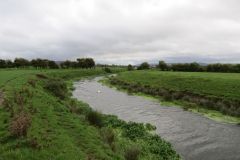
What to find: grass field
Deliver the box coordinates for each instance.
[108,70,240,122]
[114,70,240,100]
[0,68,179,160]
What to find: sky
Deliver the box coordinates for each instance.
[0,0,240,64]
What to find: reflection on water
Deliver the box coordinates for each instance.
[72,77,240,160]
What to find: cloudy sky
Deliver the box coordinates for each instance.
[0,0,240,64]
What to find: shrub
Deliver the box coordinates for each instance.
[104,67,112,73]
[9,112,31,137]
[44,79,67,99]
[124,146,141,160]
[127,64,134,71]
[122,122,146,140]
[86,110,103,127]
[137,62,150,70]
[103,115,125,128]
[145,123,156,131]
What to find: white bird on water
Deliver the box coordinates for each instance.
[97,90,101,93]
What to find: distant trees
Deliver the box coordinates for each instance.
[137,62,150,70]
[60,58,95,69]
[171,62,201,72]
[1,56,240,73]
[14,58,30,68]
[206,63,237,73]
[31,59,59,69]
[127,64,134,71]
[0,59,6,68]
[0,59,14,68]
[158,61,168,71]
[77,58,95,68]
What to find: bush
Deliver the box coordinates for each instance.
[145,123,156,131]
[86,110,103,127]
[104,67,112,73]
[127,64,134,71]
[137,62,150,70]
[44,79,67,99]
[122,122,146,140]
[9,112,31,137]
[124,146,141,160]
[103,115,125,128]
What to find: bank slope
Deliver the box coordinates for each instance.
[0,69,179,160]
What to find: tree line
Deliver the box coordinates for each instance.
[0,58,95,69]
[132,61,240,73]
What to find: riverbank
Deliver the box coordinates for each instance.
[0,69,180,160]
[74,76,240,160]
[103,72,240,124]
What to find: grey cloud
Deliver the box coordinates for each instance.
[0,0,240,64]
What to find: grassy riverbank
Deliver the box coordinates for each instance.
[0,69,180,160]
[107,70,240,124]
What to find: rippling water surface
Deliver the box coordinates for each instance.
[72,77,240,160]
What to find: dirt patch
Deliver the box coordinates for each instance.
[0,90,4,106]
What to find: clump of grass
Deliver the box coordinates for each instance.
[44,79,67,99]
[145,123,156,131]
[9,112,31,137]
[36,74,48,79]
[28,137,40,149]
[28,79,37,87]
[14,91,25,107]
[86,110,103,127]
[124,146,141,160]
[100,127,115,145]
[3,97,13,111]
[67,99,82,114]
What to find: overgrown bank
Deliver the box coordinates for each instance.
[0,69,179,160]
[107,71,240,123]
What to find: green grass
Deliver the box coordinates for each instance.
[107,70,240,123]
[0,68,179,160]
[114,70,240,101]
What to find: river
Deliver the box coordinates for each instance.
[72,77,240,160]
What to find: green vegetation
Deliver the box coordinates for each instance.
[108,70,240,122]
[0,69,179,160]
[137,62,150,70]
[156,60,240,73]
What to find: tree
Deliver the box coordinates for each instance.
[0,59,6,68]
[85,58,95,68]
[127,64,134,71]
[48,61,59,69]
[137,62,150,70]
[77,58,95,68]
[189,62,200,72]
[158,61,168,71]
[14,58,30,68]
[5,60,13,68]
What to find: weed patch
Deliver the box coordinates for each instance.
[86,110,103,127]
[124,146,141,160]
[9,112,31,137]
[44,79,67,99]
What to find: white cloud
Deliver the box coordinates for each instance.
[0,0,240,64]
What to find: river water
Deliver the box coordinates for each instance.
[72,77,240,160]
